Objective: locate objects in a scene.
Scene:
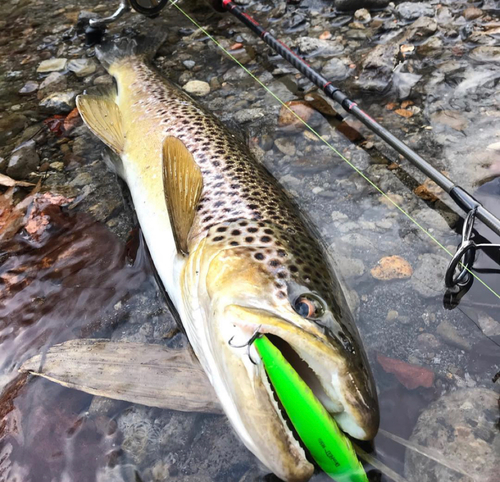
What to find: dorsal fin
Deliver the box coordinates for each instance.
[162,136,203,256]
[76,94,125,154]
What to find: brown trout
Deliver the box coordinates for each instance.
[76,33,379,482]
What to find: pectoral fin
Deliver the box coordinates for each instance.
[162,136,203,256]
[20,339,221,414]
[76,95,125,154]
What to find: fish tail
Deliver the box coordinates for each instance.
[95,27,167,72]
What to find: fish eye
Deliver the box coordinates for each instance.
[293,294,325,319]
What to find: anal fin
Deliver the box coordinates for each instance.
[162,136,203,256]
[76,95,125,154]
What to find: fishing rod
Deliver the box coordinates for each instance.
[82,0,500,290]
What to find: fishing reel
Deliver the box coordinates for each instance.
[83,0,170,45]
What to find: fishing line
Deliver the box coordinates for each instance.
[167,0,500,301]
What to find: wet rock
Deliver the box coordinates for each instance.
[431,110,468,131]
[436,320,471,351]
[94,74,114,85]
[393,70,422,99]
[416,36,443,56]
[477,312,500,337]
[36,58,67,73]
[336,256,365,279]
[0,113,28,146]
[354,9,371,23]
[39,91,77,114]
[410,253,447,298]
[371,255,413,280]
[322,58,350,81]
[182,80,210,96]
[278,101,315,128]
[69,171,93,187]
[7,140,39,179]
[405,389,500,482]
[413,209,455,233]
[296,37,343,56]
[335,0,390,11]
[396,2,434,21]
[67,58,97,77]
[410,16,437,36]
[18,81,39,95]
[274,138,296,156]
[469,46,500,63]
[357,42,398,92]
[462,7,483,21]
[233,108,264,124]
[417,333,441,350]
[182,60,195,70]
[37,72,68,100]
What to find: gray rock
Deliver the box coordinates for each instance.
[322,58,350,81]
[183,60,196,70]
[39,90,77,114]
[233,108,265,124]
[67,58,97,77]
[335,0,390,11]
[37,72,68,99]
[393,70,422,99]
[436,320,471,351]
[477,312,500,337]
[405,389,500,482]
[410,16,438,36]
[182,80,210,96]
[413,209,454,234]
[7,140,39,179]
[274,137,296,156]
[36,58,68,73]
[396,2,435,21]
[0,114,28,146]
[470,46,500,63]
[410,253,447,298]
[357,42,398,92]
[296,37,343,56]
[336,257,366,279]
[93,74,114,85]
[18,81,39,95]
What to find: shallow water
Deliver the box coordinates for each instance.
[0,0,499,481]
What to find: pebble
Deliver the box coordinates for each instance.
[182,60,195,70]
[37,72,68,99]
[93,74,114,85]
[405,389,500,482]
[233,108,264,124]
[274,138,296,156]
[18,81,39,95]
[436,320,471,351]
[410,16,438,35]
[67,58,97,77]
[0,114,29,146]
[49,161,64,171]
[386,310,399,321]
[371,255,413,280]
[416,333,441,350]
[413,208,454,233]
[296,37,343,56]
[336,257,366,279]
[36,58,67,73]
[39,91,77,114]
[69,171,93,187]
[396,2,435,21]
[322,58,350,81]
[477,312,500,337]
[354,9,371,23]
[182,80,210,96]
[7,140,40,179]
[410,253,448,298]
[462,7,483,21]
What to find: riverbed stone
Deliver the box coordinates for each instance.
[37,72,68,99]
[7,140,39,179]
[0,114,28,147]
[405,389,500,482]
[39,90,77,114]
[182,80,210,96]
[37,58,67,73]
[18,81,38,95]
[67,58,97,77]
[396,2,435,21]
[410,253,448,298]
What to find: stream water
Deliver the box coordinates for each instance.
[0,0,499,481]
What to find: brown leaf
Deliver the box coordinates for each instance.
[319,31,332,40]
[386,102,398,111]
[43,115,65,136]
[63,108,82,133]
[414,178,443,202]
[371,255,413,280]
[230,42,243,50]
[394,108,413,118]
[377,353,435,389]
[401,100,414,109]
[0,188,28,242]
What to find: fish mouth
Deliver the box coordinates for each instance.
[218,304,378,480]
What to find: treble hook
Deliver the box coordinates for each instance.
[228,326,262,365]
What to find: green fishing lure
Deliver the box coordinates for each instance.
[254,335,368,482]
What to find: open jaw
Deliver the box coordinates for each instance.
[218,305,378,481]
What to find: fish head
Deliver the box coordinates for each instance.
[185,220,379,481]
